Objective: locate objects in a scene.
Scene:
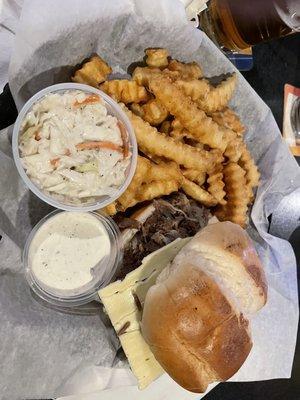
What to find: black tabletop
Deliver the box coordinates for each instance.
[206,33,300,400]
[0,33,299,400]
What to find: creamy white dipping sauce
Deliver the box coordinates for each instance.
[28,212,111,291]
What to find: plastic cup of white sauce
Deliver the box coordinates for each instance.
[23,210,122,306]
[12,83,137,212]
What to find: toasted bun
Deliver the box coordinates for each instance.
[142,263,252,392]
[141,222,267,392]
[172,221,267,314]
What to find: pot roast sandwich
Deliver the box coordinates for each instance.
[99,219,267,393]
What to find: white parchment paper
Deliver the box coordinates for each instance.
[0,0,299,399]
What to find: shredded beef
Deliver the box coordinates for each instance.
[114,193,210,280]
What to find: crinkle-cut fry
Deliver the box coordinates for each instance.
[122,105,219,172]
[132,67,161,86]
[239,145,260,203]
[224,138,244,162]
[140,99,169,126]
[195,142,204,150]
[175,79,210,101]
[171,119,183,130]
[160,120,172,134]
[103,203,117,216]
[168,59,203,79]
[138,179,180,202]
[118,179,180,212]
[169,128,185,142]
[132,67,180,87]
[207,163,226,205]
[197,73,237,113]
[216,162,248,227]
[130,103,145,118]
[150,76,234,151]
[145,48,169,68]
[182,169,206,185]
[181,177,217,207]
[117,156,151,209]
[143,158,183,184]
[100,80,149,103]
[72,55,112,87]
[169,128,191,142]
[209,107,245,136]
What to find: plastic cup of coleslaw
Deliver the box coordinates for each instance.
[12,83,138,212]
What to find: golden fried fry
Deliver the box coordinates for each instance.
[122,105,219,171]
[224,138,244,162]
[117,156,151,210]
[132,67,181,88]
[171,119,183,130]
[131,99,169,126]
[150,76,235,151]
[169,128,197,145]
[197,74,237,113]
[160,120,172,134]
[142,158,183,183]
[207,163,226,205]
[209,107,245,136]
[181,169,206,185]
[168,60,203,79]
[138,180,180,202]
[72,55,112,87]
[119,180,179,211]
[169,128,186,142]
[100,80,149,103]
[145,48,169,68]
[132,67,161,86]
[239,145,260,203]
[216,162,248,227]
[140,99,169,126]
[181,177,217,207]
[117,159,181,212]
[175,79,210,101]
[110,155,184,214]
[103,203,118,216]
[130,103,145,118]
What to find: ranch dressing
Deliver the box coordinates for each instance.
[28,212,111,292]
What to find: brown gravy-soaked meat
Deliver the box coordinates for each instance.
[114,192,210,280]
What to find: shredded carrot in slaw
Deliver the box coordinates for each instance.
[50,158,60,168]
[117,120,129,158]
[35,131,41,141]
[75,140,123,153]
[73,94,100,107]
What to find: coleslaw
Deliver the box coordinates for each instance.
[19,90,131,205]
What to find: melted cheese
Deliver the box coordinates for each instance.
[99,238,191,389]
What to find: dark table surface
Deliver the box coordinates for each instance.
[206,33,300,400]
[0,33,299,400]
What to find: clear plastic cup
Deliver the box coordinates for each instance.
[23,209,123,307]
[12,83,137,212]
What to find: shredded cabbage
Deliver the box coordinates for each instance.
[19,90,130,204]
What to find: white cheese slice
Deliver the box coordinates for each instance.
[99,238,191,390]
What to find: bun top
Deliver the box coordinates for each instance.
[171,221,267,314]
[141,221,267,393]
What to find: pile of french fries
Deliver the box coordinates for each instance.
[72,49,260,227]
